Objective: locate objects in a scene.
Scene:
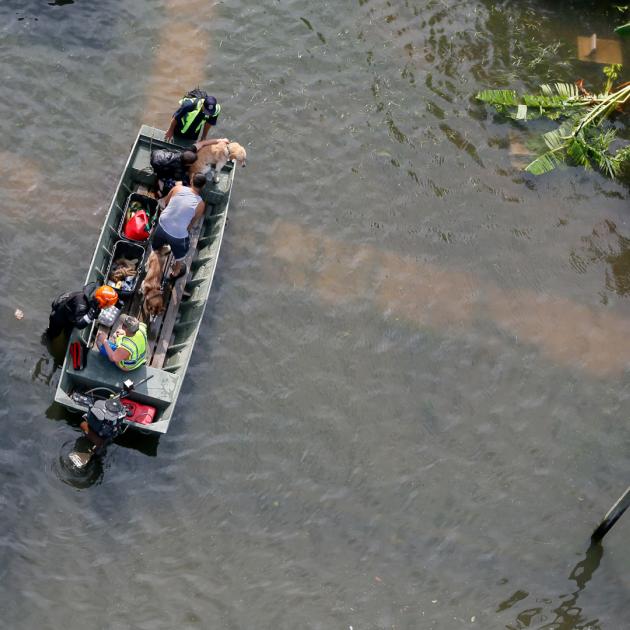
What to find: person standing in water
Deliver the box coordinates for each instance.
[47,283,119,340]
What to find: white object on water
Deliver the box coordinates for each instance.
[14,308,24,320]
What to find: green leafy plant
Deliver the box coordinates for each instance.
[477,66,630,179]
[603,63,622,94]
[477,82,595,121]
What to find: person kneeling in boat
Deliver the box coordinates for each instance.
[150,173,207,281]
[96,315,147,371]
[47,283,119,340]
[151,138,228,198]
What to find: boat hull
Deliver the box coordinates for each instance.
[53,125,235,434]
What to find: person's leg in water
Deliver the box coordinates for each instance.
[47,306,71,339]
[43,306,73,366]
[79,419,107,453]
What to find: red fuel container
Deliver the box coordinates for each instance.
[123,210,150,241]
[121,398,156,425]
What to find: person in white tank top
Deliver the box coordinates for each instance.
[151,173,207,279]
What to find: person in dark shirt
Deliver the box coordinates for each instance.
[47,283,119,340]
[164,93,221,142]
[150,138,228,197]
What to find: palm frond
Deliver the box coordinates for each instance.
[478,84,590,122]
[540,82,580,100]
[612,144,630,177]
[478,77,630,180]
[552,82,579,99]
[542,120,575,150]
[476,89,519,107]
[599,152,620,178]
[525,150,566,175]
[565,136,592,170]
[522,94,567,108]
[583,129,620,177]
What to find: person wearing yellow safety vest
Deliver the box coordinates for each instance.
[96,315,147,371]
[165,89,221,142]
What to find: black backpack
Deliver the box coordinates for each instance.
[184,88,209,101]
[182,88,217,115]
[150,149,184,179]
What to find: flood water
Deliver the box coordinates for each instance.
[1,1,629,628]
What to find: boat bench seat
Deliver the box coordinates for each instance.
[65,350,178,408]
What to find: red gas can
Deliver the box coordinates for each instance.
[120,398,156,425]
[123,210,150,241]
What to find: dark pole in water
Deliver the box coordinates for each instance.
[591,485,630,542]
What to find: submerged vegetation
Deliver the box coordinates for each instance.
[477,65,630,179]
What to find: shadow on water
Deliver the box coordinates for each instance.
[497,543,606,629]
[32,331,66,386]
[46,401,160,456]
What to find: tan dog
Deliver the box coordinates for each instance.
[141,245,170,317]
[190,141,247,182]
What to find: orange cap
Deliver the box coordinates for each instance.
[94,285,118,308]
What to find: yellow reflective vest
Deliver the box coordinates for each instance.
[114,323,147,371]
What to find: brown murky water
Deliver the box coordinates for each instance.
[1,1,629,628]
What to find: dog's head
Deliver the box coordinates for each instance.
[143,292,165,317]
[227,142,247,167]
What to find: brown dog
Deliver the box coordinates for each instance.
[141,246,170,317]
[190,141,247,182]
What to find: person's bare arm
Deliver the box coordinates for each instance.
[164,118,177,141]
[200,121,211,141]
[96,331,131,365]
[104,344,131,365]
[194,138,229,150]
[189,200,206,229]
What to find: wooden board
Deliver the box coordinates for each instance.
[150,218,205,368]
[577,35,622,64]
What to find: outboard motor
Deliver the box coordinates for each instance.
[67,375,154,469]
[86,398,127,446]
[67,398,127,469]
